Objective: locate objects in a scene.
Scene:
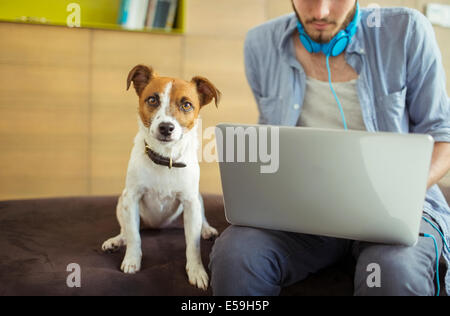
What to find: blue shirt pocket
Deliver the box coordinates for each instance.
[374,87,408,132]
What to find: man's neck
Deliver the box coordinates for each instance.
[293,32,358,82]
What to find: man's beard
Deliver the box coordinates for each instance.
[293,2,357,44]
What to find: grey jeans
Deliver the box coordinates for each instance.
[209,215,443,296]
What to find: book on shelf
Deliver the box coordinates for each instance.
[117,0,130,24]
[118,0,179,31]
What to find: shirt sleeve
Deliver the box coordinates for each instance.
[244,30,266,124]
[406,11,450,143]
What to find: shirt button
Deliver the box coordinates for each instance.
[293,104,300,110]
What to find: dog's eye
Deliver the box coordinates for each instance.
[146,96,158,106]
[180,102,193,112]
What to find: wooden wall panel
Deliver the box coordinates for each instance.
[0,0,449,199]
[415,0,450,12]
[90,30,183,75]
[359,0,410,7]
[267,0,292,20]
[0,23,90,200]
[186,0,265,38]
[0,23,90,66]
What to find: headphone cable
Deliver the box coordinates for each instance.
[326,55,348,130]
[420,216,450,296]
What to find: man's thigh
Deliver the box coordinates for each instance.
[210,225,351,291]
[353,215,443,296]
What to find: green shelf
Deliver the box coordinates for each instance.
[0,0,185,35]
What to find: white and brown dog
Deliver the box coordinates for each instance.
[102,65,220,290]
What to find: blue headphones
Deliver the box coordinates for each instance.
[296,2,361,57]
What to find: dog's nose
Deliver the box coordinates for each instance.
[158,122,175,137]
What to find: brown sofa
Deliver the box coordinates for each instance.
[0,185,448,296]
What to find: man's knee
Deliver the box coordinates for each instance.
[209,225,282,295]
[210,225,281,273]
[354,245,435,296]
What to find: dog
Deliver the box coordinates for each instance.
[102,64,221,290]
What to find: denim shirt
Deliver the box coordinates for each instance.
[244,7,450,294]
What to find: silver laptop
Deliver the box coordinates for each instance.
[215,123,434,246]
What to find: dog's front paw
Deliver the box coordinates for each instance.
[201,224,219,241]
[120,251,142,274]
[102,235,125,253]
[186,263,209,291]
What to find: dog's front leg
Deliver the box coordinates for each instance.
[120,189,142,274]
[183,196,209,290]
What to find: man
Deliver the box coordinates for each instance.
[209,0,450,296]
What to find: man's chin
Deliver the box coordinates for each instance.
[306,31,335,44]
[308,34,333,44]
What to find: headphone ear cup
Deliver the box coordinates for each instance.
[330,36,350,57]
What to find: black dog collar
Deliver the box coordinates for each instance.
[144,141,186,169]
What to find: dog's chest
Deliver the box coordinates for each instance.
[141,188,179,212]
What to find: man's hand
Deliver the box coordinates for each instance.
[427,142,450,189]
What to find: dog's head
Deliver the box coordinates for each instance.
[127,64,221,144]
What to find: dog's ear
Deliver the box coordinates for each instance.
[191,76,221,108]
[127,65,155,96]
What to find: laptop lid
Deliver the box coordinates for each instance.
[215,123,434,246]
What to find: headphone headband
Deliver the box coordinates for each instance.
[297,2,360,57]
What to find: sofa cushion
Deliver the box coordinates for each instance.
[0,184,448,295]
[0,194,226,295]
